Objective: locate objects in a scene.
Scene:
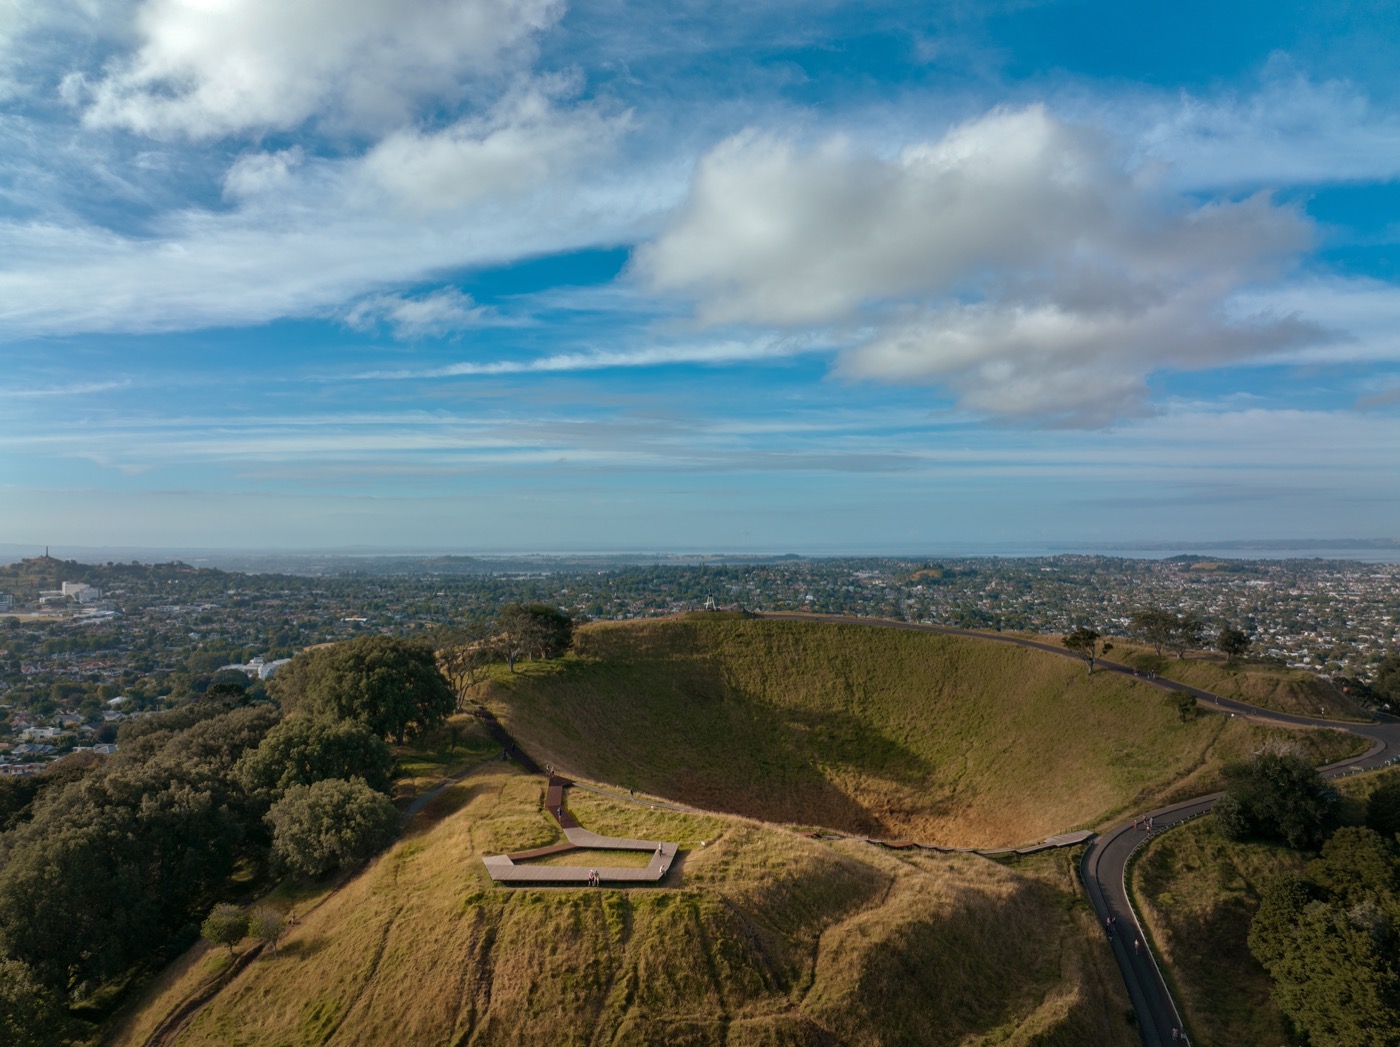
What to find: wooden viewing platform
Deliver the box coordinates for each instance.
[482,776,680,885]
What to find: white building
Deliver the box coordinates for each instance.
[61,582,101,603]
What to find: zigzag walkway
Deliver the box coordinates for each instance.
[481,775,679,885]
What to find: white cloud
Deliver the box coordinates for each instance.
[356,334,819,378]
[79,0,563,138]
[343,287,500,339]
[222,147,304,200]
[638,105,1323,426]
[1134,73,1400,189]
[357,83,627,212]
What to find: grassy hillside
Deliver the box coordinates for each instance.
[1132,766,1400,1047]
[482,617,1363,847]
[114,764,1136,1047]
[1107,644,1368,721]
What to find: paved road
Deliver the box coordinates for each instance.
[758,612,1400,1046]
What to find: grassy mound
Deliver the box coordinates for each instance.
[483,617,1362,847]
[113,765,1135,1047]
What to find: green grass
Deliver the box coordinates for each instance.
[112,763,1138,1047]
[390,712,499,807]
[482,617,1365,847]
[1132,766,1400,1047]
[1110,644,1370,721]
[520,849,656,868]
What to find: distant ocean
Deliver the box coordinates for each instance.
[963,544,1400,563]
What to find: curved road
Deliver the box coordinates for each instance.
[759,612,1400,1046]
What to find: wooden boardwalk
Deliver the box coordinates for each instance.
[482,776,680,885]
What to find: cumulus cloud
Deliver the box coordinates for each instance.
[343,288,501,339]
[78,0,563,137]
[637,105,1323,426]
[358,83,628,212]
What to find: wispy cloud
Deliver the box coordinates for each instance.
[352,335,826,379]
[0,378,131,398]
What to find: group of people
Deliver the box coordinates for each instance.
[586,868,601,887]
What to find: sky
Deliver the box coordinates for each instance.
[2,0,1399,555]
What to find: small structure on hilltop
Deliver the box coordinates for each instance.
[481,776,679,885]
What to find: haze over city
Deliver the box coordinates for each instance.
[3,1,1399,552]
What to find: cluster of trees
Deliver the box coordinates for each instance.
[1063,611,1252,675]
[437,603,575,706]
[1249,820,1400,1043]
[1211,750,1400,1042]
[0,634,460,1043]
[1128,609,1207,659]
[1214,748,1339,850]
[200,902,287,956]
[0,702,280,1005]
[271,635,455,744]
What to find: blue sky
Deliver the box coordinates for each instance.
[2,0,1399,554]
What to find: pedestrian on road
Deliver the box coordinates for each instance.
[1171,1027,1180,1041]
[1134,937,1141,955]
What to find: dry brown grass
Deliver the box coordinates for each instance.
[112,764,1137,1047]
[482,617,1365,847]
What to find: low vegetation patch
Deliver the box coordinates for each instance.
[113,764,1137,1047]
[484,617,1365,847]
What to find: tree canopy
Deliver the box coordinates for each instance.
[235,715,395,802]
[496,604,574,672]
[0,704,277,993]
[1061,627,1110,674]
[272,636,455,744]
[265,777,398,880]
[1213,748,1338,850]
[1249,828,1400,1046]
[1129,608,1206,658]
[1215,626,1251,664]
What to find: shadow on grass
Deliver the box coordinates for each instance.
[514,654,945,837]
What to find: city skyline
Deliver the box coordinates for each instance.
[3,1,1399,551]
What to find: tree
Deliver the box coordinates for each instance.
[1373,655,1400,709]
[1216,626,1252,665]
[1249,830,1400,1046]
[497,604,574,672]
[235,716,395,802]
[437,624,496,709]
[266,777,398,879]
[1215,748,1338,850]
[0,705,275,994]
[201,902,246,956]
[0,960,77,1047]
[1128,609,1178,656]
[1061,627,1109,674]
[272,636,455,744]
[247,906,286,954]
[1367,778,1400,842]
[1129,609,1205,659]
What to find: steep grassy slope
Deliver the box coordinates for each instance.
[483,617,1362,847]
[114,764,1136,1047]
